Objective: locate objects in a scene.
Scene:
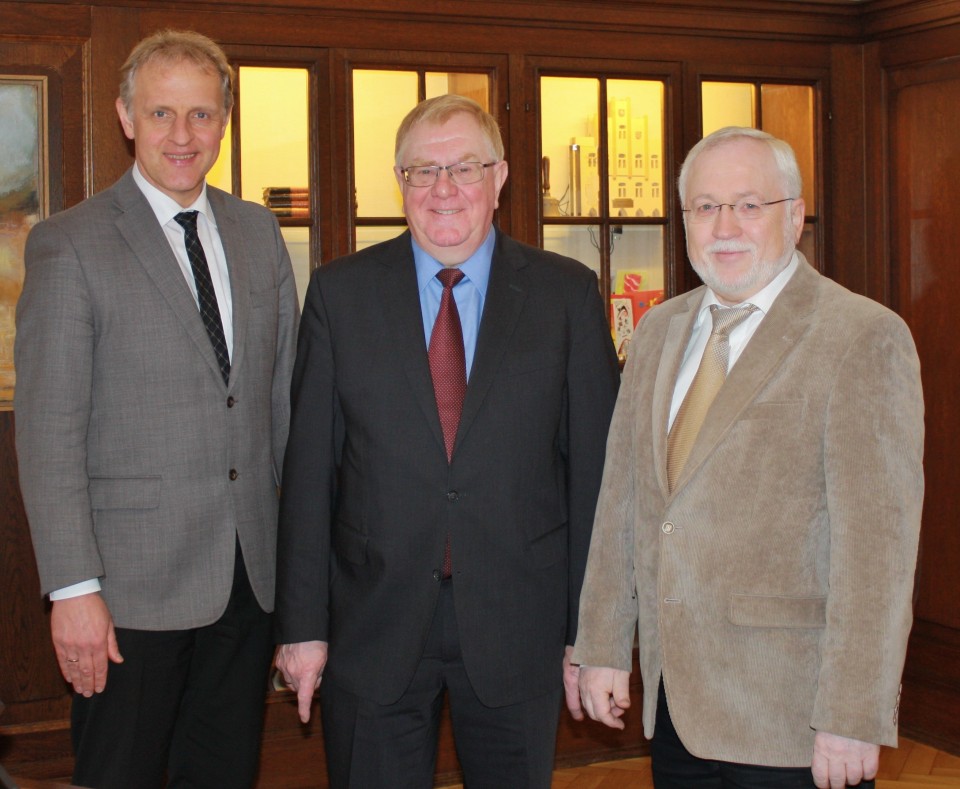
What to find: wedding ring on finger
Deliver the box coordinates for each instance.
[66,657,80,663]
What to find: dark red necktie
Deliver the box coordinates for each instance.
[428,268,466,577]
[429,268,467,462]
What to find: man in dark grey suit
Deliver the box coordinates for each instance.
[274,95,620,787]
[15,29,299,789]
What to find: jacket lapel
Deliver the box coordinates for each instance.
[113,171,226,388]
[455,232,527,455]
[377,233,451,456]
[209,188,250,393]
[671,258,819,492]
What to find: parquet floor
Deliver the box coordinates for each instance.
[440,738,960,788]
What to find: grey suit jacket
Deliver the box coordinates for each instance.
[573,256,924,766]
[15,168,299,630]
[276,229,620,707]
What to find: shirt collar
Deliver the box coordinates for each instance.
[696,250,800,322]
[132,163,215,229]
[413,226,495,296]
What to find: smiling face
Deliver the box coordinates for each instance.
[116,57,228,208]
[684,137,805,305]
[394,112,508,266]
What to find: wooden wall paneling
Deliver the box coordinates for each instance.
[862,0,960,41]
[0,28,91,781]
[886,52,960,753]
[507,53,534,244]
[0,412,63,712]
[117,0,866,42]
[89,6,140,195]
[901,620,960,753]
[827,43,870,296]
[888,57,960,630]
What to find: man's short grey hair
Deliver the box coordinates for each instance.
[119,29,234,116]
[395,94,504,166]
[677,126,802,206]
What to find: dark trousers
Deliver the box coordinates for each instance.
[70,542,274,789]
[651,681,876,789]
[320,579,563,789]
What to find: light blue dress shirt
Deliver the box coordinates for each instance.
[413,227,495,379]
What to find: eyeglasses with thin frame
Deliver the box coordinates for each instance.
[682,197,797,223]
[400,161,498,188]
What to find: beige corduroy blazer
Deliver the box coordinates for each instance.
[573,255,924,767]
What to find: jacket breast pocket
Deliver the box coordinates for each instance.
[727,593,826,629]
[88,477,162,510]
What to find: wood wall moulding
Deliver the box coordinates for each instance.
[861,0,960,39]
[133,7,837,76]
[23,0,863,42]
[0,2,90,37]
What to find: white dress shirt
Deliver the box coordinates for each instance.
[668,252,799,431]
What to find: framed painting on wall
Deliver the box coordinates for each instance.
[0,75,48,409]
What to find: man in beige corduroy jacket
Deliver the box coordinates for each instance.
[573,126,924,789]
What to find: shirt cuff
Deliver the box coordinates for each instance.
[49,578,102,600]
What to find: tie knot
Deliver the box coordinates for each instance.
[709,303,756,336]
[436,267,465,290]
[174,210,199,231]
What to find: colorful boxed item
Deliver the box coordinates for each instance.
[610,289,663,358]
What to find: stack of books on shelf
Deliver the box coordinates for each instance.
[262,187,309,219]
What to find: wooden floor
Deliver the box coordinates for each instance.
[439,738,960,788]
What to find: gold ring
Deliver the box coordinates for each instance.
[66,658,79,663]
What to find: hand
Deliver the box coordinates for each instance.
[51,593,123,697]
[276,640,328,724]
[578,665,631,730]
[811,731,880,788]
[563,646,583,720]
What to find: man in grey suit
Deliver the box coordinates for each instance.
[274,95,620,787]
[573,126,924,788]
[14,29,299,789]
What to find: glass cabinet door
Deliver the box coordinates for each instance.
[352,68,492,251]
[208,65,313,306]
[702,80,820,268]
[540,75,668,361]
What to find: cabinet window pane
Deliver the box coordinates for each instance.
[543,225,601,276]
[426,72,489,109]
[237,66,311,305]
[607,80,665,218]
[238,67,309,208]
[761,84,816,212]
[207,116,232,193]
[354,70,490,222]
[353,70,417,218]
[702,82,756,134]
[702,80,818,266]
[610,226,664,342]
[541,77,601,217]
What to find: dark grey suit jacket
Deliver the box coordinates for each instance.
[15,168,299,630]
[276,229,619,707]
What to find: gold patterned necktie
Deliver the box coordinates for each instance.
[666,304,757,492]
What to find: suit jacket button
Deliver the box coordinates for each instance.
[229,469,238,481]
[661,522,675,534]
[433,569,442,582]
[227,396,236,408]
[446,490,459,502]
